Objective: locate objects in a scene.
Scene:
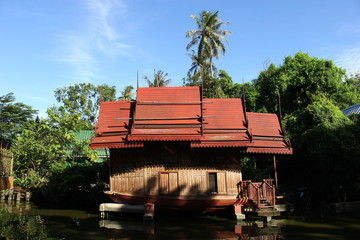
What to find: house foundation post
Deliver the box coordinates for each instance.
[234,204,245,221]
[143,203,155,222]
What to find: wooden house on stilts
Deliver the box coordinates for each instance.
[90,86,292,220]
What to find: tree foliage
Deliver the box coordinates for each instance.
[254,52,360,136]
[0,93,37,148]
[143,70,171,87]
[252,52,360,203]
[12,107,98,189]
[0,209,56,240]
[54,83,117,126]
[119,85,134,100]
[186,10,231,78]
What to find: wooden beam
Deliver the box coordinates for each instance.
[273,155,279,191]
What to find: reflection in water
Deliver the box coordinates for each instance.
[100,218,281,240]
[1,201,359,240]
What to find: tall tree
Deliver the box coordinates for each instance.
[0,93,37,147]
[186,10,231,79]
[119,85,134,100]
[144,70,171,87]
[54,83,117,127]
[255,52,360,117]
[252,52,360,203]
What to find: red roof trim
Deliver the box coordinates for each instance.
[246,147,293,155]
[191,141,248,148]
[127,135,200,141]
[90,142,144,149]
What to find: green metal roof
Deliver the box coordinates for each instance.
[73,130,109,161]
[74,130,95,142]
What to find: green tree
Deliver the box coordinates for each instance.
[144,70,171,87]
[119,85,134,100]
[54,83,117,126]
[0,93,37,147]
[12,107,97,189]
[186,10,231,78]
[255,52,359,115]
[252,52,360,203]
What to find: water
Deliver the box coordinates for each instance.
[1,201,360,240]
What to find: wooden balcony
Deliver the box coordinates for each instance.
[237,179,276,208]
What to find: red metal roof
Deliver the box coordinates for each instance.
[90,101,132,149]
[95,101,132,133]
[129,86,202,140]
[90,86,292,154]
[247,112,283,137]
[203,99,246,130]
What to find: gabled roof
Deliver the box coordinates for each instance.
[90,86,292,155]
[128,86,202,141]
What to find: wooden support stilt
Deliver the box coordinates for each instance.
[234,204,245,221]
[8,189,13,201]
[25,192,31,202]
[143,203,155,222]
[16,192,21,201]
[273,155,278,191]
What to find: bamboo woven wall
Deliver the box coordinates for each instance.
[0,148,13,177]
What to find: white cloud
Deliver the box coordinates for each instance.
[85,0,131,57]
[25,95,49,103]
[57,0,131,82]
[336,43,360,74]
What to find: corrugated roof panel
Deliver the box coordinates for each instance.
[137,86,200,102]
[201,133,249,141]
[248,140,288,148]
[132,128,200,135]
[133,86,202,135]
[75,130,94,142]
[127,135,200,141]
[343,103,360,116]
[203,99,246,130]
[247,112,282,137]
[135,104,201,125]
[95,101,132,133]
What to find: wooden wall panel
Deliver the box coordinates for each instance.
[169,172,178,194]
[112,172,144,194]
[217,172,227,194]
[111,164,241,197]
[159,173,169,194]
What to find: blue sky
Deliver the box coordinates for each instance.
[1,0,359,117]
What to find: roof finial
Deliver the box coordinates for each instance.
[99,86,103,103]
[137,70,139,91]
[241,79,249,127]
[277,91,286,135]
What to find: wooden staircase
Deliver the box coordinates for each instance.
[237,179,276,208]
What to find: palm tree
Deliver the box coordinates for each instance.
[187,50,217,79]
[119,85,134,100]
[186,10,231,78]
[143,70,171,87]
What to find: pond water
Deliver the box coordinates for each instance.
[1,201,360,240]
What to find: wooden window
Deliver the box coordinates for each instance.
[159,172,178,195]
[209,173,218,193]
[208,172,227,194]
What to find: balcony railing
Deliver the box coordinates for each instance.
[237,179,276,208]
